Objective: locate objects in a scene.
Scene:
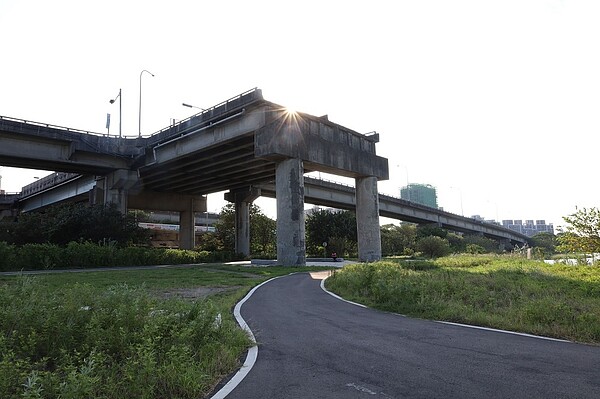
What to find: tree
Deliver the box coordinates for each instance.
[380,223,417,256]
[251,212,276,255]
[416,225,448,239]
[214,203,235,251]
[557,207,600,256]
[416,236,451,258]
[462,234,501,253]
[211,203,276,255]
[305,209,357,257]
[531,232,556,255]
[446,232,465,253]
[0,203,148,246]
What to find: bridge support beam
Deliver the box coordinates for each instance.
[225,187,261,257]
[128,190,206,250]
[356,176,382,262]
[498,238,512,252]
[276,158,306,265]
[179,197,197,250]
[102,170,139,214]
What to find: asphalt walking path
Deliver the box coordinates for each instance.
[222,272,600,399]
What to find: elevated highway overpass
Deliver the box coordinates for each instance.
[9,173,528,246]
[1,88,389,264]
[0,87,527,262]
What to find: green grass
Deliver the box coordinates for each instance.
[325,255,600,344]
[0,264,331,399]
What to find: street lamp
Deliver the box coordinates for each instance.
[138,69,155,137]
[182,102,205,111]
[109,88,122,137]
[449,186,464,216]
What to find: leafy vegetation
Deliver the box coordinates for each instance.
[305,209,357,257]
[0,265,331,399]
[325,255,600,344]
[198,203,276,259]
[380,224,417,256]
[415,235,451,258]
[557,207,600,260]
[0,203,149,246]
[0,241,230,272]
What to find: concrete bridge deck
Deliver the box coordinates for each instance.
[9,173,528,245]
[0,87,527,262]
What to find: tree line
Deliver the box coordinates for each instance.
[1,202,598,261]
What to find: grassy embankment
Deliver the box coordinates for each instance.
[0,264,329,399]
[325,255,600,344]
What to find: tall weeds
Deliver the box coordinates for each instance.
[0,277,250,398]
[326,255,600,344]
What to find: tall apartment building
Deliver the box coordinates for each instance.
[502,219,554,237]
[400,183,438,208]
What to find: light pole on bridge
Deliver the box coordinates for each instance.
[138,69,155,138]
[182,102,205,112]
[109,88,122,138]
[449,186,464,216]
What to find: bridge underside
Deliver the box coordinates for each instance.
[3,88,528,261]
[139,134,279,195]
[2,89,391,264]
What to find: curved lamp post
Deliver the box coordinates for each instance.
[182,102,205,111]
[138,69,154,137]
[109,89,122,137]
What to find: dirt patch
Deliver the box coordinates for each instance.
[157,285,244,300]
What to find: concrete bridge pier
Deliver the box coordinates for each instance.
[356,176,382,262]
[127,189,207,250]
[498,238,512,252]
[179,198,196,250]
[275,158,306,265]
[225,187,261,257]
[102,170,139,214]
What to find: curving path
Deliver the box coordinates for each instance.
[216,272,600,398]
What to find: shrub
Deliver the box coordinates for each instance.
[0,242,17,271]
[466,243,486,254]
[17,243,63,270]
[416,236,451,258]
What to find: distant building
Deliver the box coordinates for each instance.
[502,219,554,237]
[400,183,438,208]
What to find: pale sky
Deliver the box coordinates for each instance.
[1,0,599,229]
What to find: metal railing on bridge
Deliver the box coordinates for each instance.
[147,88,263,146]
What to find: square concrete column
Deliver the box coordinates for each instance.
[225,188,261,257]
[179,197,196,250]
[235,201,250,256]
[276,158,306,266]
[356,176,382,262]
[102,170,139,214]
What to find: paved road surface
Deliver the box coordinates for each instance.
[224,272,600,398]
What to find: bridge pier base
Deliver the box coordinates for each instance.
[356,176,382,262]
[225,188,261,257]
[275,158,306,266]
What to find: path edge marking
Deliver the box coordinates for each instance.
[320,275,571,344]
[209,275,283,398]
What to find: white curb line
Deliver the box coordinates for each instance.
[209,275,282,399]
[319,275,572,344]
